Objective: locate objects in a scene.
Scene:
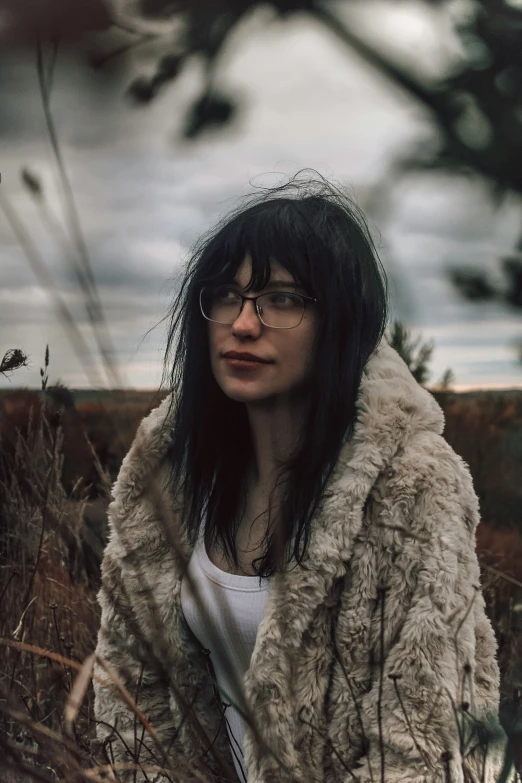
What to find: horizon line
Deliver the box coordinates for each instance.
[2,383,522,393]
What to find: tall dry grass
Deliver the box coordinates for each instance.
[0,375,103,781]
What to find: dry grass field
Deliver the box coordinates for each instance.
[1,386,521,781]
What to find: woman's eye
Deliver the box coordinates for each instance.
[268,293,298,306]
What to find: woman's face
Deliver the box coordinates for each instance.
[207,257,318,406]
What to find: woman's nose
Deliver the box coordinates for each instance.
[232,299,262,332]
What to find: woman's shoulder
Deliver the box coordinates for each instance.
[391,429,476,496]
[110,392,177,500]
[367,429,480,541]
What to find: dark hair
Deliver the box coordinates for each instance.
[159,170,389,585]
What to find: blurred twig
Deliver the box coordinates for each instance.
[0,190,105,388]
[35,36,124,390]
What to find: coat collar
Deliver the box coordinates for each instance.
[109,337,445,781]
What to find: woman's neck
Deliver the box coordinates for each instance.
[244,395,307,490]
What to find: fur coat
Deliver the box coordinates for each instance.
[93,339,507,783]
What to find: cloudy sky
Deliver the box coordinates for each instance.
[1,0,522,391]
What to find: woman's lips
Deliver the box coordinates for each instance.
[224,357,270,369]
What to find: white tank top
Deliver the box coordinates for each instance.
[180,517,270,783]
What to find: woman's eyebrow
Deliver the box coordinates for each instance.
[232,280,302,289]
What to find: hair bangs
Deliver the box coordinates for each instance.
[197,200,314,296]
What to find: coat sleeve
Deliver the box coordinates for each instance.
[349,441,508,783]
[93,528,178,783]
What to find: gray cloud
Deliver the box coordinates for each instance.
[1,8,522,389]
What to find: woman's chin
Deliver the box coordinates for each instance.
[219,380,275,404]
[223,389,268,403]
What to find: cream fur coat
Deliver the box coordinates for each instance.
[94,339,507,783]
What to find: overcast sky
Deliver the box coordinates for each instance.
[1,1,522,391]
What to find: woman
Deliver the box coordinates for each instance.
[94,172,506,783]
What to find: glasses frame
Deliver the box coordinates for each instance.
[199,285,318,329]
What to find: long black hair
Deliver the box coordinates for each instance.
[159,170,389,584]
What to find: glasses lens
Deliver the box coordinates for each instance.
[257,292,305,327]
[201,286,241,323]
[201,287,305,327]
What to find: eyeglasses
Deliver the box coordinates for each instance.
[199,285,317,329]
